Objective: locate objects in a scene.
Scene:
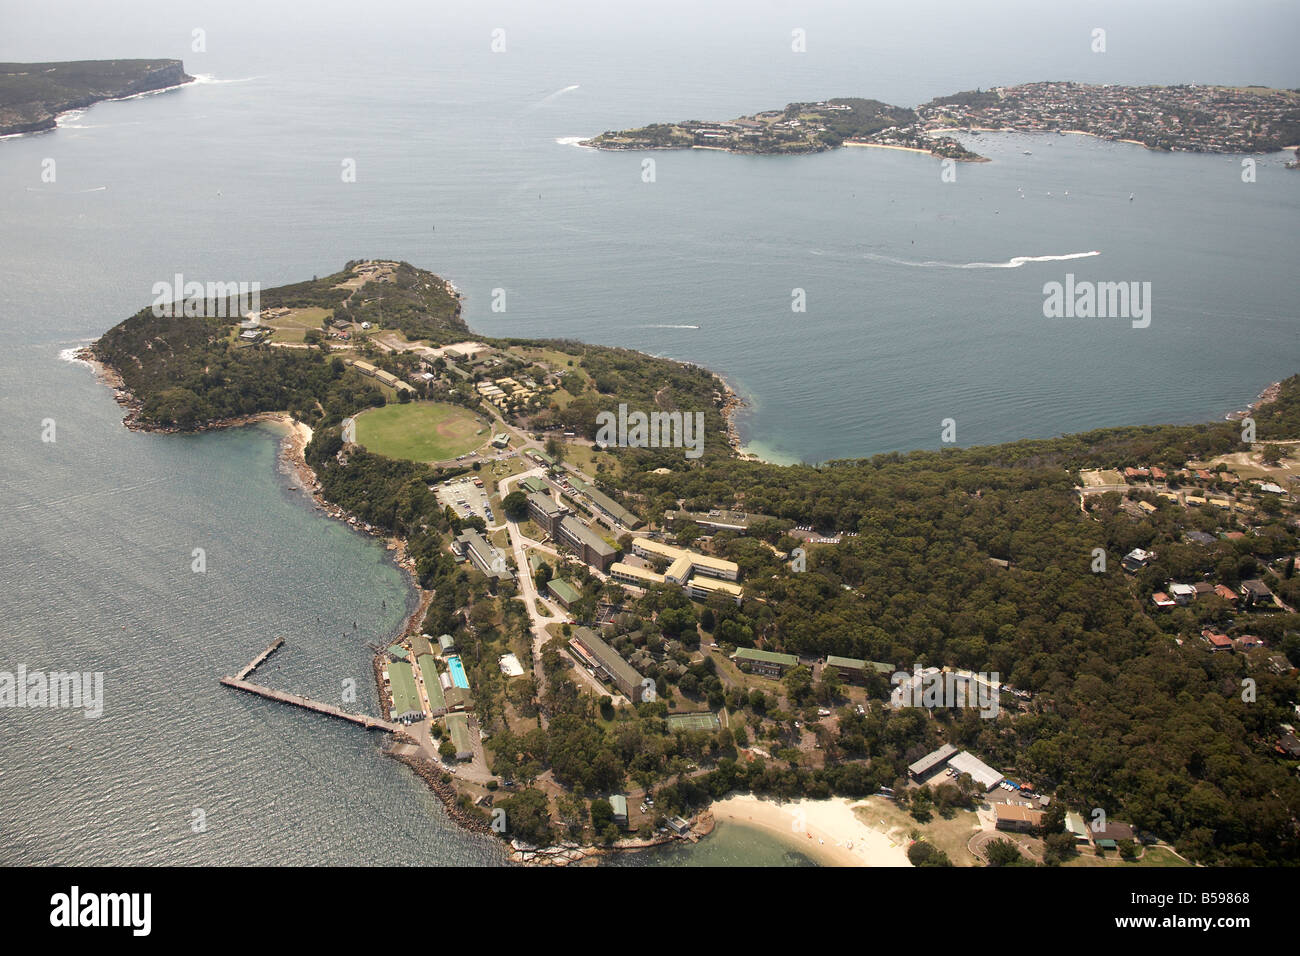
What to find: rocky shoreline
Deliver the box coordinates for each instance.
[1226,380,1283,421]
[715,373,760,461]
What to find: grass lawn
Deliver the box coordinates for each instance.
[483,456,527,496]
[354,401,486,462]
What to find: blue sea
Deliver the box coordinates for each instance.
[1,0,1296,865]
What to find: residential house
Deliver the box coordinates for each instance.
[1239,579,1274,608]
[995,804,1045,833]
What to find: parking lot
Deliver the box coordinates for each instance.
[433,476,495,525]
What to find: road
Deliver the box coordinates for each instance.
[498,467,563,722]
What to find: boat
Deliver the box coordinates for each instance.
[1022,150,1032,155]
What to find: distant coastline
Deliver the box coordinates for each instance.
[583,82,1300,162]
[0,59,193,138]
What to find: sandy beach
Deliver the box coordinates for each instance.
[710,793,912,867]
[844,141,933,156]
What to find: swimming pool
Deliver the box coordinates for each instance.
[447,655,469,689]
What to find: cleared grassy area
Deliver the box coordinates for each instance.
[855,796,982,866]
[561,442,620,479]
[354,401,486,462]
[265,307,331,343]
[1063,843,1192,867]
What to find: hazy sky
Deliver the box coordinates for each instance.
[3,0,1297,100]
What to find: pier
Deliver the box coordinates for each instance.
[235,637,285,681]
[221,638,407,735]
[219,677,407,733]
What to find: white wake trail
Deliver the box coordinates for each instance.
[864,250,1101,269]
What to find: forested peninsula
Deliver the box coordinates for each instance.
[0,59,193,136]
[90,260,1300,866]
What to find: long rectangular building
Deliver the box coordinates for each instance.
[526,490,567,536]
[568,626,645,702]
[683,575,743,604]
[581,483,641,529]
[387,660,424,722]
[445,713,474,761]
[732,647,798,677]
[416,654,447,715]
[456,529,511,580]
[824,656,893,685]
[947,751,1004,791]
[556,515,617,571]
[908,743,958,780]
[610,561,666,588]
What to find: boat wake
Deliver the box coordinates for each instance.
[190,74,264,86]
[638,324,700,330]
[538,83,580,104]
[556,135,594,147]
[864,250,1100,269]
[28,185,108,193]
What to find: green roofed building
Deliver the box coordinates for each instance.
[387,660,423,721]
[732,647,799,678]
[521,476,549,494]
[824,655,892,685]
[547,578,582,609]
[609,794,629,828]
[445,713,474,761]
[582,485,641,529]
[388,644,409,661]
[417,654,447,714]
[569,626,645,702]
[445,685,470,711]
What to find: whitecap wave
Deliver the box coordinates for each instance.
[556,135,594,147]
[58,345,95,368]
[864,250,1100,269]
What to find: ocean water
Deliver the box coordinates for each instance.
[1,0,1297,865]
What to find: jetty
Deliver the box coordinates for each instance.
[235,637,284,680]
[221,639,407,735]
